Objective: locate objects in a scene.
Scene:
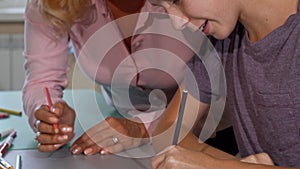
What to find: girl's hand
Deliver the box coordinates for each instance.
[70,117,149,155]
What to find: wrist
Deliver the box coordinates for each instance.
[134,117,151,144]
[137,119,150,137]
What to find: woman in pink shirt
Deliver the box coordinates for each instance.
[23,0,195,155]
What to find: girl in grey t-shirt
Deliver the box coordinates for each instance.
[151,0,300,168]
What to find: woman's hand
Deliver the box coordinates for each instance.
[70,117,149,155]
[34,101,76,152]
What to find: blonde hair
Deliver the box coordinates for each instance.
[39,0,92,34]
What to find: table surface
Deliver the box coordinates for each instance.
[0,89,154,169]
[4,148,153,169]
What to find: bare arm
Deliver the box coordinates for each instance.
[152,145,297,169]
[152,88,234,160]
[151,89,298,169]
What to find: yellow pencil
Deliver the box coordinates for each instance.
[0,108,22,116]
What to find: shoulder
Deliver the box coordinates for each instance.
[25,0,48,24]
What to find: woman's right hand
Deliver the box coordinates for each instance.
[34,101,76,152]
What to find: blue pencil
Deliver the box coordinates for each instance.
[172,90,188,145]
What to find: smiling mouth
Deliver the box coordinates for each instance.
[199,20,208,31]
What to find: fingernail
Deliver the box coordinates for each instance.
[54,144,63,148]
[72,147,81,154]
[100,150,105,155]
[62,127,72,132]
[58,135,68,141]
[84,148,93,155]
[52,107,60,115]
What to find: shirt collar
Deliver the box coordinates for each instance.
[135,1,166,30]
[92,0,108,16]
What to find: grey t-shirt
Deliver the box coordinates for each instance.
[189,2,300,167]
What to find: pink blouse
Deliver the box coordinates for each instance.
[23,0,195,131]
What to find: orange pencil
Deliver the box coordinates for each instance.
[44,87,59,133]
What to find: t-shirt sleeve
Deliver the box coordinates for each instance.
[185,56,212,104]
[185,38,226,104]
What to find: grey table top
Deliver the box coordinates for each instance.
[3,146,153,169]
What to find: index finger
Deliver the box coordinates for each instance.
[35,105,58,125]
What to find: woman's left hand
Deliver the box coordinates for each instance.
[70,117,150,155]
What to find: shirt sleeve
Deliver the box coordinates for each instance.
[185,37,227,104]
[22,0,70,131]
[185,56,212,104]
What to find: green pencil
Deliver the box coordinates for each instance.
[0,108,22,116]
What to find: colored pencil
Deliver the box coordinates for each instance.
[172,90,188,145]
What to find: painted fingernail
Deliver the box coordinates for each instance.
[72,147,81,154]
[51,107,55,112]
[84,148,93,155]
[54,144,63,148]
[53,107,61,115]
[58,135,68,141]
[62,127,72,132]
[100,150,108,155]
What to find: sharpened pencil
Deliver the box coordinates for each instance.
[172,90,188,145]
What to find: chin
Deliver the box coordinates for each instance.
[213,32,231,40]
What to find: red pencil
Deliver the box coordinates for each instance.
[0,130,16,157]
[44,87,59,133]
[0,113,9,119]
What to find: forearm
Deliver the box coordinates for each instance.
[180,135,296,169]
[152,88,211,152]
[179,132,236,160]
